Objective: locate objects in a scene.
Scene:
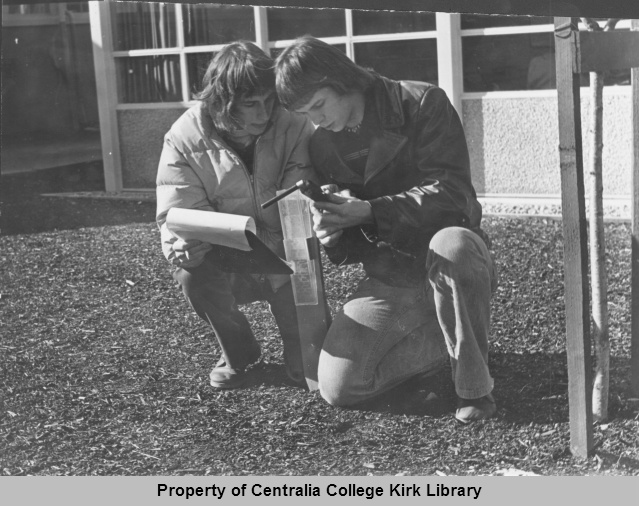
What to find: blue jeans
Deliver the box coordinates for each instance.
[318,227,497,406]
[172,253,304,381]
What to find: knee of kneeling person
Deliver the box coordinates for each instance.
[428,228,485,274]
[318,372,359,407]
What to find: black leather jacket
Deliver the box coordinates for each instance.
[309,76,486,287]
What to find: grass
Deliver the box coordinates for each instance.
[1,167,638,476]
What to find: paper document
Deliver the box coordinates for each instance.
[166,208,256,251]
[165,208,293,275]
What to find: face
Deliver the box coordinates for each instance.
[233,90,276,135]
[294,87,360,132]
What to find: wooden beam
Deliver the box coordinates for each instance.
[152,0,639,19]
[7,0,639,18]
[436,13,463,121]
[89,0,123,192]
[554,17,593,458]
[575,31,639,74]
[631,19,639,398]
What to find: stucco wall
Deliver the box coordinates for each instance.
[119,108,185,189]
[463,91,632,197]
[118,91,632,194]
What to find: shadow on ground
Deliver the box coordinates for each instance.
[1,162,156,235]
[315,352,636,423]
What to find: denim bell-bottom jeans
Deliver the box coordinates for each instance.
[317,227,498,406]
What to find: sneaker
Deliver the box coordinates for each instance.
[209,357,248,389]
[455,393,497,424]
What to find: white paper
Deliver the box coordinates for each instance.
[165,208,256,251]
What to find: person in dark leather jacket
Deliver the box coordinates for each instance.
[275,36,498,423]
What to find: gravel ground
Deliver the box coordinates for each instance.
[2,167,637,476]
[481,201,631,221]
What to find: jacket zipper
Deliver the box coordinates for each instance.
[228,135,264,240]
[249,135,262,231]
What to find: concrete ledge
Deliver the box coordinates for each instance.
[40,191,155,202]
[37,191,631,222]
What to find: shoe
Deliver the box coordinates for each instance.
[455,393,497,424]
[209,357,247,389]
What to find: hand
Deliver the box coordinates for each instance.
[321,184,353,198]
[310,192,374,242]
[171,238,212,269]
[313,224,343,247]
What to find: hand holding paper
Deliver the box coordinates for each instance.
[171,239,213,268]
[165,208,293,274]
[166,208,256,251]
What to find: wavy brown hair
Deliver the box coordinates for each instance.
[275,36,375,111]
[195,41,276,132]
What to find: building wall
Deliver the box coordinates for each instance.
[118,92,632,197]
[118,108,184,189]
[463,90,631,196]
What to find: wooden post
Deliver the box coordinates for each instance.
[631,19,639,397]
[554,17,593,458]
[89,0,123,192]
[277,191,330,391]
[436,12,463,121]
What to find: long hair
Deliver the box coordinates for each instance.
[275,36,375,110]
[195,41,275,132]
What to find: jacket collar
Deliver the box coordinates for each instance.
[371,75,406,131]
[363,76,408,184]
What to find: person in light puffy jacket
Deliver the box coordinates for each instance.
[275,36,498,423]
[156,41,316,389]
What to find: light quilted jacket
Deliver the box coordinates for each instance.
[156,101,316,289]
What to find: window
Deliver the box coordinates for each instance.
[355,39,438,84]
[183,4,254,46]
[461,14,552,30]
[267,7,345,40]
[352,10,435,35]
[461,15,631,92]
[111,3,256,104]
[351,10,437,84]
[463,32,554,92]
[115,55,181,103]
[110,5,439,106]
[111,2,177,51]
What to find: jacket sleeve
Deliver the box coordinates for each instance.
[156,134,216,263]
[367,86,480,246]
[278,113,318,190]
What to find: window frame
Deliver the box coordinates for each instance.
[106,4,438,109]
[459,18,633,97]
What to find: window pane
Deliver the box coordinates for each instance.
[116,56,182,103]
[66,2,89,14]
[355,39,438,85]
[463,32,630,92]
[271,44,346,60]
[461,14,552,29]
[463,33,554,92]
[183,4,254,46]
[187,52,216,99]
[111,2,177,51]
[267,7,345,40]
[352,10,435,35]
